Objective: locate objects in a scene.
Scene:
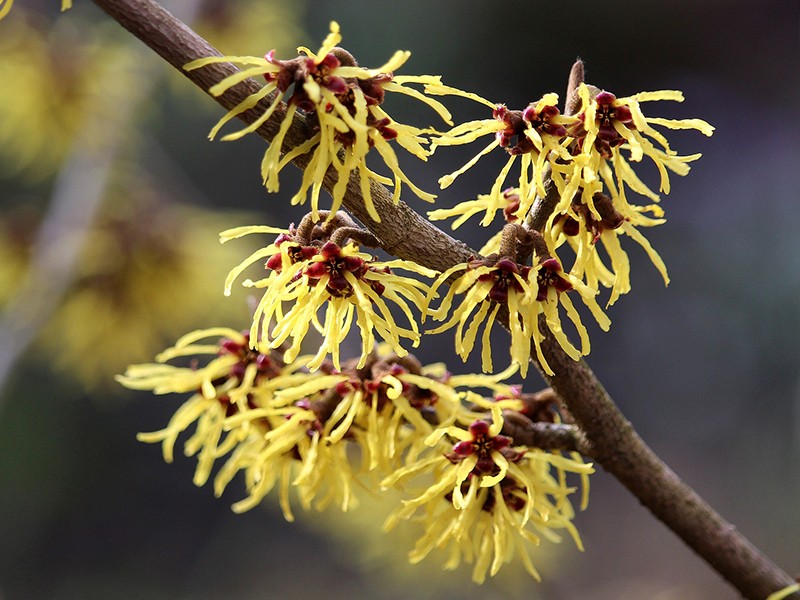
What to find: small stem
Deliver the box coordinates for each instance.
[523,164,562,235]
[389,353,423,376]
[332,47,358,67]
[497,223,519,259]
[295,211,327,243]
[527,229,551,263]
[523,59,585,236]
[296,211,365,245]
[501,410,592,454]
[329,226,380,248]
[312,387,344,426]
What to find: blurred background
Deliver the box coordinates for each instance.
[0,0,798,598]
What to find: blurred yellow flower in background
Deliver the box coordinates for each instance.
[0,15,136,179]
[0,208,37,308]
[1,176,261,391]
[46,201,259,389]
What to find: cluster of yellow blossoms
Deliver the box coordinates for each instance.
[185,21,452,222]
[120,331,591,582]
[220,212,436,372]
[424,83,712,373]
[119,21,712,584]
[184,21,712,377]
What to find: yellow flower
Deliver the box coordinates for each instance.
[214,403,358,520]
[552,192,669,306]
[222,224,437,371]
[185,21,454,222]
[428,187,522,256]
[221,351,522,516]
[0,17,136,178]
[427,87,575,226]
[426,250,609,377]
[118,327,357,520]
[117,327,299,487]
[383,403,593,583]
[278,345,511,476]
[561,84,714,217]
[427,257,539,377]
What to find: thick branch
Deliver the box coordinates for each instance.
[91,1,798,597]
[537,335,798,599]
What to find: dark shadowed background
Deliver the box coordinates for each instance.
[0,1,798,599]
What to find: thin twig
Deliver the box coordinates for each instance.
[90,1,799,597]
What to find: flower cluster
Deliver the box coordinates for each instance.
[425,223,609,376]
[220,212,436,371]
[119,20,713,586]
[182,22,712,378]
[383,396,592,583]
[422,78,711,371]
[428,91,575,224]
[185,21,453,222]
[429,83,713,227]
[427,83,713,314]
[119,328,358,518]
[122,329,590,574]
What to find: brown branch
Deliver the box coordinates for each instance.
[538,334,798,600]
[90,1,798,598]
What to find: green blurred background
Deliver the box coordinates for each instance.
[0,0,798,598]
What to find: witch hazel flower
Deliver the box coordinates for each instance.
[116,327,309,489]
[426,225,609,377]
[119,327,363,520]
[426,253,538,377]
[428,187,523,258]
[220,213,437,371]
[382,401,593,583]
[269,345,469,476]
[553,191,669,306]
[561,83,714,217]
[213,399,358,520]
[425,87,574,225]
[185,21,456,222]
